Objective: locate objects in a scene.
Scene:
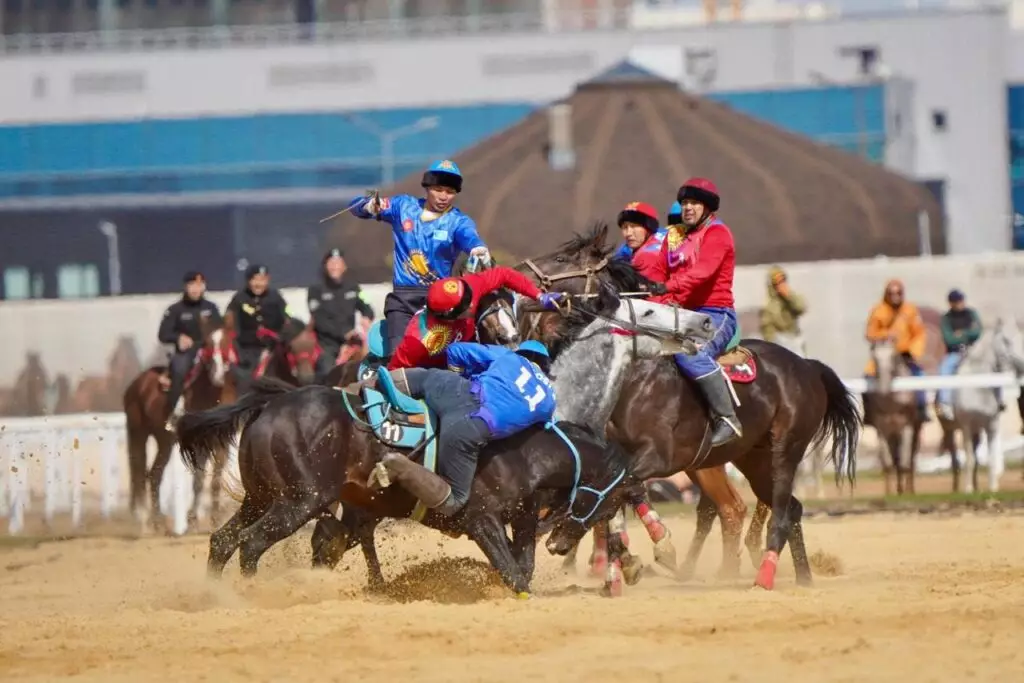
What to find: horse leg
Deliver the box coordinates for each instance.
[696,466,747,579]
[627,489,675,572]
[147,434,176,533]
[311,514,352,570]
[560,541,580,572]
[948,424,962,493]
[208,494,267,578]
[677,489,717,581]
[905,425,920,496]
[466,513,531,597]
[971,432,983,494]
[747,437,804,591]
[589,520,609,578]
[237,495,322,577]
[187,463,206,533]
[887,432,904,496]
[961,427,977,494]
[744,501,770,570]
[987,422,1004,493]
[510,501,540,584]
[608,508,643,586]
[355,518,385,592]
[877,431,895,497]
[602,523,628,598]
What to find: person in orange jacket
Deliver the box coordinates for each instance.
[864,278,930,422]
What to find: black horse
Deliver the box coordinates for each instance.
[176,377,639,597]
[519,224,862,591]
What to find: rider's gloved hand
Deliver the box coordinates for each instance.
[537,292,564,310]
[646,282,667,295]
[469,247,492,269]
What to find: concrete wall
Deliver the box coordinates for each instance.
[0,7,1012,254]
[5,253,1024,393]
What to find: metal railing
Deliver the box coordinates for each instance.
[0,1,1004,56]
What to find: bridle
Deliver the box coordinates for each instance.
[520,254,611,299]
[475,291,517,344]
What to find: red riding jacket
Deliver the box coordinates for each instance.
[387,267,542,370]
[648,217,736,309]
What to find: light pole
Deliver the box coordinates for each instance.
[97,220,122,296]
[342,114,441,187]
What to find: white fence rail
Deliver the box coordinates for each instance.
[1,372,1022,535]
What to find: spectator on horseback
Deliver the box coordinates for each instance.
[645,178,742,448]
[865,278,930,422]
[225,264,290,394]
[308,248,376,382]
[348,160,492,360]
[759,265,808,356]
[936,289,988,420]
[158,271,222,431]
[611,201,667,282]
[371,340,556,516]
[387,267,562,371]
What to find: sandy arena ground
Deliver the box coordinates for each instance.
[2,512,1024,682]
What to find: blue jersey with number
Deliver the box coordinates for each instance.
[443,342,556,438]
[349,194,485,287]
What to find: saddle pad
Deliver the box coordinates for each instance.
[367,320,389,360]
[718,346,757,384]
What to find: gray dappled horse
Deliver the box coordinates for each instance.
[863,339,923,495]
[937,317,1024,493]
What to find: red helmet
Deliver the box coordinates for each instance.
[427,277,473,319]
[678,177,720,212]
[617,201,660,233]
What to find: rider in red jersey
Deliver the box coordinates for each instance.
[647,178,741,447]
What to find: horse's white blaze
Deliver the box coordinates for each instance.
[497,308,519,345]
[209,328,227,387]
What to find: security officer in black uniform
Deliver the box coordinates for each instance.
[307,248,376,382]
[158,271,223,430]
[226,263,290,393]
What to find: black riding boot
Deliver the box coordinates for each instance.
[368,453,460,516]
[696,370,743,448]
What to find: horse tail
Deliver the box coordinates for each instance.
[807,359,862,488]
[177,377,297,473]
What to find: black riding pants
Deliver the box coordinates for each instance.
[383,286,428,358]
[402,368,491,509]
[166,347,199,415]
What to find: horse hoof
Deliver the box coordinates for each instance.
[653,538,677,572]
[621,553,644,586]
[675,562,696,583]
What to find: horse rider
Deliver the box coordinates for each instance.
[936,288,988,420]
[370,340,556,516]
[348,160,492,359]
[643,178,743,448]
[864,278,930,423]
[307,247,376,382]
[226,264,291,394]
[759,265,808,356]
[612,201,667,281]
[387,266,563,371]
[157,271,222,430]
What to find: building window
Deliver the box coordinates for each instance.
[3,266,31,300]
[57,263,101,298]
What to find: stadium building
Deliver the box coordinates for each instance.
[1,0,1022,297]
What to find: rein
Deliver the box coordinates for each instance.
[546,421,625,525]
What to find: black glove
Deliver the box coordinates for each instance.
[645,282,667,296]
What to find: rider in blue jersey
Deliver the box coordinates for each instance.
[348,160,491,357]
[370,340,556,516]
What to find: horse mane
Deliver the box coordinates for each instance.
[556,222,655,294]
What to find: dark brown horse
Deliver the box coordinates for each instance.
[123,317,235,532]
[176,377,637,596]
[520,225,861,591]
[862,339,923,495]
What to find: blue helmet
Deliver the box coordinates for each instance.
[515,340,550,359]
[422,159,463,193]
[666,201,683,226]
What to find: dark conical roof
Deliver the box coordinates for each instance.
[329,75,944,283]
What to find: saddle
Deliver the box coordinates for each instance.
[716,328,757,384]
[340,320,440,521]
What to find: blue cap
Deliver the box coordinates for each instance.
[516,340,550,359]
[422,159,463,192]
[948,289,965,303]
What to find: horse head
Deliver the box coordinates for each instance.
[283,319,320,386]
[869,338,905,395]
[992,315,1024,376]
[199,315,233,388]
[476,288,519,347]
